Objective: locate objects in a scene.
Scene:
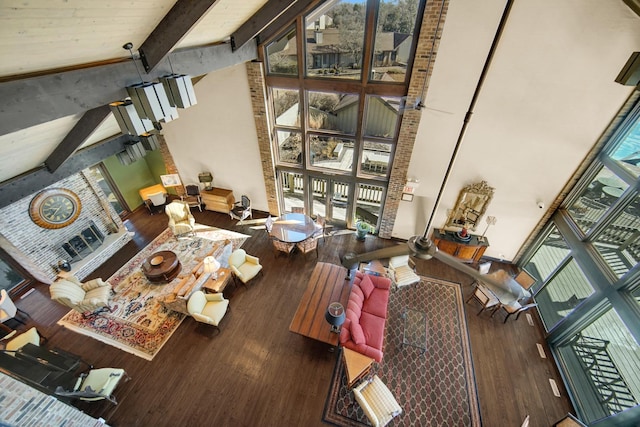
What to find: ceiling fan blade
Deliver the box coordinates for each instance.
[341,244,411,269]
[432,250,507,290]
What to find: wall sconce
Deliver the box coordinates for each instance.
[160,74,197,108]
[198,172,213,190]
[140,132,160,151]
[109,100,154,136]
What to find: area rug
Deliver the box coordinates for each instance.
[323,277,481,426]
[58,226,249,360]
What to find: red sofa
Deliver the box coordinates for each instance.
[339,271,391,362]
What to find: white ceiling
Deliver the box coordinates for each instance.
[0,0,269,183]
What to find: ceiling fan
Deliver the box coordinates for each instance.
[340,230,503,288]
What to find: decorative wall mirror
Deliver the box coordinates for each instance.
[446,180,495,231]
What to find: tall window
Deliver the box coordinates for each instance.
[522,102,640,425]
[263,0,423,229]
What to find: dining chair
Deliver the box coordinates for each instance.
[514,269,536,291]
[296,236,319,257]
[313,214,327,242]
[272,237,295,256]
[466,283,500,315]
[494,300,538,323]
[181,184,202,212]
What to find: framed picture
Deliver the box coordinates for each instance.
[160,174,181,187]
[401,193,414,202]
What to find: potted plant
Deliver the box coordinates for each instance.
[355,221,370,241]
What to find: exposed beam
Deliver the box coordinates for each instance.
[257,0,324,45]
[0,41,257,137]
[44,105,111,173]
[231,0,299,51]
[139,0,222,73]
[0,134,135,208]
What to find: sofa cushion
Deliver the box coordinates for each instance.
[340,318,351,344]
[350,321,366,345]
[359,311,385,351]
[362,288,389,319]
[359,274,375,299]
[351,285,365,305]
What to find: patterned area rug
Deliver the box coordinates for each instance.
[58,226,249,360]
[323,277,481,426]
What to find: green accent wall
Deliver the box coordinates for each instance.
[102,151,168,211]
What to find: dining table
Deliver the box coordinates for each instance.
[479,270,531,306]
[271,213,318,243]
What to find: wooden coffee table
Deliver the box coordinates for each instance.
[289,262,350,346]
[202,267,232,293]
[142,250,182,284]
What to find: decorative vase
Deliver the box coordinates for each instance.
[355,221,369,241]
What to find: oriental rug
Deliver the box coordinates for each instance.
[58,226,249,360]
[323,277,481,426]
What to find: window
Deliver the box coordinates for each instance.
[264,0,424,228]
[305,0,367,80]
[266,27,298,75]
[522,101,640,424]
[371,0,421,82]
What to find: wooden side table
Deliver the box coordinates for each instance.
[202,267,232,293]
[343,347,374,389]
[201,188,234,214]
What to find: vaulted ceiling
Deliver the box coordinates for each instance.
[0,0,317,200]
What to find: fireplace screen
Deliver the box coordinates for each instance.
[61,222,104,262]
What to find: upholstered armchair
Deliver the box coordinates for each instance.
[55,368,130,404]
[388,255,421,289]
[139,184,168,214]
[165,201,196,237]
[228,249,262,286]
[353,375,402,427]
[50,275,112,315]
[187,291,229,332]
[1,327,44,352]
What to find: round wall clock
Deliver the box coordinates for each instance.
[29,188,82,229]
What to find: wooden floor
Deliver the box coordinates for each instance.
[10,207,574,427]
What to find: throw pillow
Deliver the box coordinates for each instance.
[340,318,352,344]
[359,274,375,299]
[351,322,366,345]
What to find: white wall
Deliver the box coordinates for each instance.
[393,0,640,261]
[162,64,268,212]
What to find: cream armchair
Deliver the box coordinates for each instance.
[187,291,229,332]
[388,255,421,289]
[165,200,196,237]
[228,249,263,286]
[353,375,402,427]
[50,275,112,315]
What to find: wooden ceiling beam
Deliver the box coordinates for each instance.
[139,0,222,73]
[0,41,257,137]
[257,0,324,46]
[44,105,111,173]
[231,0,299,51]
[0,134,135,208]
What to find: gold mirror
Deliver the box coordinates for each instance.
[446,181,495,231]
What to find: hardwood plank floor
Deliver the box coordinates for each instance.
[9,207,573,426]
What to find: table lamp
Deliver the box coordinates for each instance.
[325,302,346,334]
[198,172,213,190]
[203,256,220,279]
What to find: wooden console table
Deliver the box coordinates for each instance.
[289,262,350,346]
[201,188,234,214]
[431,229,489,264]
